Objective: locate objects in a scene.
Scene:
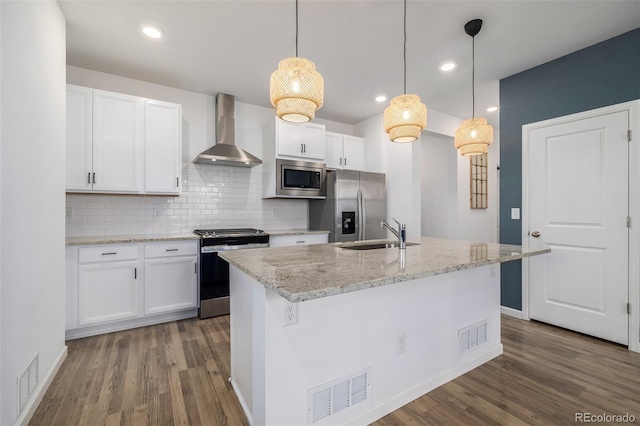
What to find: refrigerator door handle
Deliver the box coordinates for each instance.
[357,189,364,240]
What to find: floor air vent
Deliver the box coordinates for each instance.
[18,353,39,414]
[459,320,488,355]
[307,367,371,424]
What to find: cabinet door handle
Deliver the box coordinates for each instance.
[92,173,96,184]
[339,158,342,165]
[165,248,179,252]
[134,267,137,279]
[344,158,347,165]
[304,144,306,153]
[101,252,117,256]
[176,177,179,187]
[194,263,197,274]
[88,172,91,184]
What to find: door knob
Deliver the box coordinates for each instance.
[531,231,541,238]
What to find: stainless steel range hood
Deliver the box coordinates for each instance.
[193,93,262,167]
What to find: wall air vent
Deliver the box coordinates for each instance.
[17,353,39,415]
[459,320,489,355]
[307,367,371,425]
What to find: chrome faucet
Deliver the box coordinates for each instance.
[380,218,406,249]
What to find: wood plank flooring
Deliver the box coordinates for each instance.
[31,315,640,425]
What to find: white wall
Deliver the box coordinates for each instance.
[421,133,458,238]
[1,2,67,424]
[65,67,354,236]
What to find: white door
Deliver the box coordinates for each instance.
[301,122,325,160]
[343,135,364,171]
[145,99,182,194]
[325,132,343,169]
[92,90,144,193]
[527,110,629,345]
[66,85,93,192]
[144,256,198,315]
[78,260,140,325]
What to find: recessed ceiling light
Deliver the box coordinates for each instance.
[142,25,163,39]
[439,62,456,72]
[486,106,498,112]
[375,95,387,102]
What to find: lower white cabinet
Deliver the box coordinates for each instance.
[79,260,140,325]
[144,253,198,315]
[269,233,329,247]
[66,240,199,338]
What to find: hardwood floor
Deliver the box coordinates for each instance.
[31,315,640,425]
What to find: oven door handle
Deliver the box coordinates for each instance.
[201,243,269,253]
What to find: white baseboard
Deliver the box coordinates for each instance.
[229,378,254,426]
[344,344,504,426]
[500,306,524,319]
[16,345,68,426]
[65,309,198,340]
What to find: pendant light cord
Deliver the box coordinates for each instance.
[295,0,299,57]
[472,34,475,118]
[403,0,407,95]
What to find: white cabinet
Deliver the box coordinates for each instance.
[144,241,198,315]
[66,84,182,195]
[77,245,140,326]
[274,118,325,160]
[325,132,364,171]
[66,85,94,191]
[269,233,329,247]
[92,90,144,193]
[145,100,182,194]
[66,240,199,338]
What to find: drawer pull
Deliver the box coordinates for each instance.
[165,248,179,252]
[296,240,306,244]
[102,252,117,256]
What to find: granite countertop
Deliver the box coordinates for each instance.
[66,232,200,246]
[219,237,550,303]
[267,229,330,236]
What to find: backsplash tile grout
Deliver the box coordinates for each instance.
[66,162,308,236]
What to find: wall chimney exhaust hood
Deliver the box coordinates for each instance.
[193,93,262,167]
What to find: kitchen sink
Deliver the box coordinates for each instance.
[342,242,420,250]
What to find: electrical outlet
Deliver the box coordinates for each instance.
[153,209,161,218]
[65,207,73,219]
[283,303,298,326]
[396,333,406,355]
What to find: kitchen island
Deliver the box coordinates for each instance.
[220,237,549,426]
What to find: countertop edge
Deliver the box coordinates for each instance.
[66,234,200,246]
[224,246,551,303]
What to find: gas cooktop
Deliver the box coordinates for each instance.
[194,228,269,246]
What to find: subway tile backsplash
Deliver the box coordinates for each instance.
[66,162,308,237]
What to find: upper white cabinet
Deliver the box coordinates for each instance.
[271,118,325,161]
[66,85,182,195]
[325,132,364,171]
[92,89,144,193]
[145,100,182,194]
[66,85,94,191]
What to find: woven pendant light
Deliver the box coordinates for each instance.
[270,0,323,123]
[383,0,427,143]
[455,19,493,156]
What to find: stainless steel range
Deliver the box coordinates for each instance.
[194,228,269,319]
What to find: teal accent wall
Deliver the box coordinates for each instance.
[499,28,640,310]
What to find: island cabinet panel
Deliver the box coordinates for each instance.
[229,264,502,426]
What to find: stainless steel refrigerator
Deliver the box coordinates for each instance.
[309,170,387,242]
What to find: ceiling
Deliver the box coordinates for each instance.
[59,1,640,127]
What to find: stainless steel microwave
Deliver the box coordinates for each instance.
[276,159,326,198]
